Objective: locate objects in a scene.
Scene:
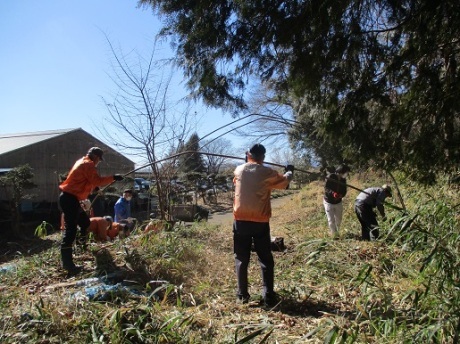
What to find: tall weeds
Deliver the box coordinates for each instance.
[2,177,459,343]
[338,184,460,343]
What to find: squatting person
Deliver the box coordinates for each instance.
[87,216,125,242]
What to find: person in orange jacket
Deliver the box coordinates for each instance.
[59,147,124,274]
[87,216,125,242]
[233,144,293,306]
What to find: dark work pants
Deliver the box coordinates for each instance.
[59,192,90,250]
[233,220,274,298]
[354,202,379,241]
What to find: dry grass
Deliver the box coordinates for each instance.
[0,175,459,343]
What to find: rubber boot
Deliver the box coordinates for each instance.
[76,233,88,253]
[61,247,82,274]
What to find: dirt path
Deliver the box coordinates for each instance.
[207,196,289,226]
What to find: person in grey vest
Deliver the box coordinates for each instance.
[354,185,392,240]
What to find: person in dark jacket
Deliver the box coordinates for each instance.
[354,185,392,241]
[323,164,350,237]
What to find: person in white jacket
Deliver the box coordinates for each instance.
[233,143,293,307]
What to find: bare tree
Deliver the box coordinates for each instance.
[201,137,235,175]
[230,82,297,148]
[99,37,196,219]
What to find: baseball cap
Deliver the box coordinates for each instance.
[87,147,104,161]
[382,184,392,196]
[249,144,266,158]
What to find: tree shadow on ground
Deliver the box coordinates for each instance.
[276,296,355,321]
[209,206,233,215]
[0,237,56,264]
[205,199,232,214]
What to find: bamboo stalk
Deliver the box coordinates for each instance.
[93,150,405,212]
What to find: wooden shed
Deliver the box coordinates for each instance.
[0,128,135,204]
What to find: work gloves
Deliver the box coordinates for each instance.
[284,164,295,173]
[283,165,294,189]
[113,174,124,181]
[80,199,91,212]
[332,192,342,200]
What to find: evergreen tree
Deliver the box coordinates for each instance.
[0,165,37,236]
[139,0,460,182]
[178,133,205,174]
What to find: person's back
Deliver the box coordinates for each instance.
[232,143,293,307]
[88,217,110,242]
[324,172,347,204]
[322,164,350,237]
[354,185,392,240]
[234,163,290,223]
[60,153,114,201]
[356,187,385,207]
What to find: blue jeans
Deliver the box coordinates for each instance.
[233,220,274,299]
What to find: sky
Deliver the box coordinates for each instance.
[0,1,244,164]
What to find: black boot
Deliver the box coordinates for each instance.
[61,247,82,274]
[76,230,88,252]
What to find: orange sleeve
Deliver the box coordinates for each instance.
[82,163,114,189]
[60,157,115,200]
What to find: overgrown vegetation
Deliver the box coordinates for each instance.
[139,0,460,182]
[0,174,459,343]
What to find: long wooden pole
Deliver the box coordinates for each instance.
[97,150,405,212]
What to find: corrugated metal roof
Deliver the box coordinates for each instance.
[0,128,79,156]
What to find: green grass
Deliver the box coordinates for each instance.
[0,174,459,343]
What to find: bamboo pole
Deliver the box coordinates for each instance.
[95,151,405,212]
